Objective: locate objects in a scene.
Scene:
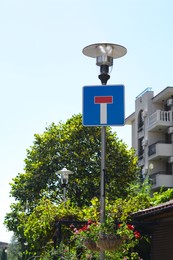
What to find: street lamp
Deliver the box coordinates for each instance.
[83,43,127,85]
[57,167,73,202]
[83,42,126,260]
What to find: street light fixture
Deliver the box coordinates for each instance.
[83,43,127,84]
[83,42,127,260]
[57,167,73,202]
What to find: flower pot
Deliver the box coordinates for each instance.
[96,234,122,251]
[83,239,100,251]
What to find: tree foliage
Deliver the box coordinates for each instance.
[5,182,151,259]
[4,113,140,258]
[8,114,138,209]
[5,179,173,258]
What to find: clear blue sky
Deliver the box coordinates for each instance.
[1,0,173,242]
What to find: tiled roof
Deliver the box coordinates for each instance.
[132,199,173,218]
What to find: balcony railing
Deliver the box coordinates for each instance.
[148,110,173,131]
[148,143,156,156]
[148,141,173,159]
[150,171,173,189]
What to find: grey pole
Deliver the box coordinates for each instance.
[99,65,110,228]
[100,125,106,223]
[63,186,66,202]
[100,125,106,260]
[99,69,109,260]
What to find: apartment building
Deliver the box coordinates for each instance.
[126,86,173,190]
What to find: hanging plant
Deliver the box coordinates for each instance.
[97,234,122,251]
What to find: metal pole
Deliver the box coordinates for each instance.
[100,125,106,260]
[100,77,107,260]
[63,187,66,202]
[100,126,106,223]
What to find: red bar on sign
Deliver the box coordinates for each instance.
[94,96,113,104]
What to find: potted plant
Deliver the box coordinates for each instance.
[71,219,122,252]
[71,219,144,253]
[70,220,100,251]
[96,219,122,251]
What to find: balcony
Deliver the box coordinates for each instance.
[148,141,173,160]
[150,172,173,190]
[148,110,173,132]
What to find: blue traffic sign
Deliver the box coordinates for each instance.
[82,85,125,126]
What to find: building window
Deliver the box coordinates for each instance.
[148,143,156,156]
[138,110,144,132]
[138,137,144,159]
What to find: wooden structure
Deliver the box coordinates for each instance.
[133,199,173,260]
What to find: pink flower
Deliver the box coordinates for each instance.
[73,227,80,234]
[70,224,75,229]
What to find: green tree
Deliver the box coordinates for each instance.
[4,113,139,257]
[19,182,152,259]
[5,179,173,259]
[8,114,138,209]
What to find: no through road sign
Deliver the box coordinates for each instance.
[82,85,125,126]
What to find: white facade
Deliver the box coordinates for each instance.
[126,87,173,190]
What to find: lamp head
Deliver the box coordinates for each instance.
[82,42,127,84]
[57,167,73,185]
[83,43,126,65]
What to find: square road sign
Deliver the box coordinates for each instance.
[82,85,125,126]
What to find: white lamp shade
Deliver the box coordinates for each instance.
[57,167,73,185]
[82,42,127,59]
